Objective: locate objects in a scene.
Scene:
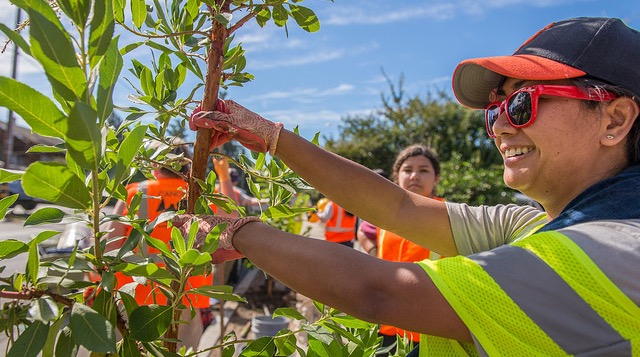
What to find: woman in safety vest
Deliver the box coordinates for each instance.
[182,17,640,356]
[365,144,445,352]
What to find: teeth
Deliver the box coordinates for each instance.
[505,147,534,158]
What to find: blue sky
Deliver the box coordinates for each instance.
[1,0,640,143]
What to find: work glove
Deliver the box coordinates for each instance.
[172,214,261,264]
[189,100,284,155]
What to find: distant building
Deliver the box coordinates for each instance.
[0,122,64,169]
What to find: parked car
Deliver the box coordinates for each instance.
[0,180,44,211]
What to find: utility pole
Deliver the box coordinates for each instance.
[2,8,21,169]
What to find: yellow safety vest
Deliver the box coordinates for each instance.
[416,229,640,356]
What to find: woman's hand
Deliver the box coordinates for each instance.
[172,214,261,264]
[189,100,284,155]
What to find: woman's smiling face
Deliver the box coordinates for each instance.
[491,78,606,214]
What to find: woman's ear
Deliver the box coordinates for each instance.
[601,97,640,146]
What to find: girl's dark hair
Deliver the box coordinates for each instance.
[391,144,441,184]
[573,77,640,167]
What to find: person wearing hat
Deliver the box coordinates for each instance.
[180,17,640,355]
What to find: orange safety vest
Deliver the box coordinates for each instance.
[324,202,356,243]
[116,177,211,308]
[377,197,444,341]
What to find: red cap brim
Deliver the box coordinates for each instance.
[452,54,586,109]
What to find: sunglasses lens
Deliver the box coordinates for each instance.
[507,92,532,126]
[486,105,500,135]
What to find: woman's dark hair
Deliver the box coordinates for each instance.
[573,77,640,167]
[391,144,441,185]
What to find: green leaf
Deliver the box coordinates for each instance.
[330,314,374,329]
[42,317,65,357]
[114,262,175,280]
[273,307,306,321]
[188,285,246,303]
[25,144,65,153]
[0,194,18,219]
[54,327,78,357]
[0,168,23,182]
[0,239,28,259]
[97,37,123,123]
[29,230,60,246]
[171,226,186,256]
[0,77,67,139]
[178,249,211,267]
[272,4,288,27]
[66,101,101,170]
[69,303,116,353]
[26,1,86,101]
[121,337,143,357]
[131,0,147,29]
[28,296,59,323]
[129,305,172,341]
[0,23,31,56]
[6,321,49,357]
[274,330,297,356]
[242,337,276,356]
[260,204,299,220]
[56,0,91,27]
[289,5,320,32]
[89,0,115,68]
[23,207,66,226]
[22,162,91,209]
[26,240,39,285]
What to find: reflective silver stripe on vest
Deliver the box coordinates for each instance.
[325,206,353,233]
[470,245,630,356]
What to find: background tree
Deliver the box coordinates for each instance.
[325,73,516,205]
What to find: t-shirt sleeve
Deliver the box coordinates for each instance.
[446,202,547,255]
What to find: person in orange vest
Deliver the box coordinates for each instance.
[361,145,445,353]
[103,139,238,351]
[317,198,356,247]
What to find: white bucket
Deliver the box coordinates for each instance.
[251,315,289,338]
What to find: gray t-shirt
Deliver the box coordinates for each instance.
[446,202,547,255]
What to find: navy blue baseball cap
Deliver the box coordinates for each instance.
[453,17,640,109]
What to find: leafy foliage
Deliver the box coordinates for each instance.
[0,0,403,355]
[325,74,516,205]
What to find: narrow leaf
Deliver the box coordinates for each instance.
[0,194,18,219]
[171,226,186,256]
[6,321,49,357]
[97,37,123,123]
[89,0,115,68]
[0,23,31,56]
[131,0,147,29]
[0,168,23,182]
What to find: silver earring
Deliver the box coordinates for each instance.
[606,134,615,139]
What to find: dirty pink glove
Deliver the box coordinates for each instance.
[172,214,261,264]
[189,100,284,155]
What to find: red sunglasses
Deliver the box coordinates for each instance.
[485,85,618,138]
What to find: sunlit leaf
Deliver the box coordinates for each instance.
[289,5,320,32]
[0,23,31,56]
[57,0,91,27]
[0,77,67,139]
[0,239,28,259]
[23,207,66,226]
[97,37,123,123]
[69,303,116,353]
[171,226,186,256]
[26,144,65,153]
[131,0,147,29]
[26,240,39,285]
[273,307,306,321]
[242,337,276,356]
[0,194,18,219]
[27,1,86,101]
[114,262,175,279]
[0,168,23,182]
[22,162,91,209]
[89,0,115,68]
[129,305,172,341]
